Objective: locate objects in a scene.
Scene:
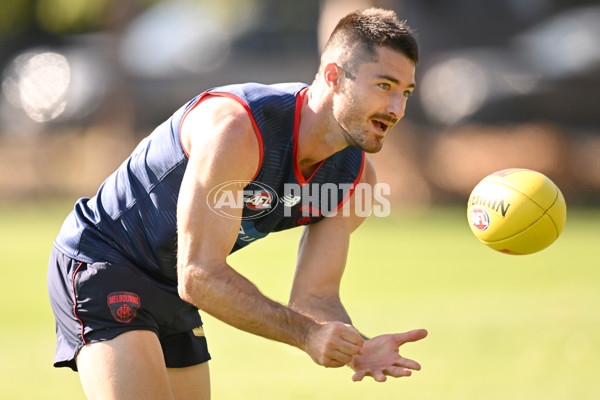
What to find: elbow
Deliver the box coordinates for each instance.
[177,259,229,309]
[177,262,218,309]
[177,264,198,305]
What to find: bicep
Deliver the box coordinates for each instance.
[177,97,260,271]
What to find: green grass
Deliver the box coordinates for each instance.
[1,202,599,399]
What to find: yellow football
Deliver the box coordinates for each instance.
[467,168,567,255]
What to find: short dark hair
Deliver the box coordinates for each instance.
[322,8,419,74]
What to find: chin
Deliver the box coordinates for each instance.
[362,135,386,153]
[342,126,384,153]
[355,139,384,153]
[363,144,383,153]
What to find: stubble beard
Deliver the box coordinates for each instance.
[344,126,384,153]
[333,97,385,154]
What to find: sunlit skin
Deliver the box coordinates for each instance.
[51,9,426,398]
[333,46,416,153]
[297,47,416,176]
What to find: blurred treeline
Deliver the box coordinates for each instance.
[0,0,598,206]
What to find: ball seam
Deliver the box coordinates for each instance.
[482,180,559,243]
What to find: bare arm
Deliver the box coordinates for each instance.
[288,157,428,381]
[289,157,377,328]
[176,96,362,367]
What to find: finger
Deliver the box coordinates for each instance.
[322,359,346,368]
[337,329,364,357]
[352,371,366,382]
[340,325,364,347]
[333,339,361,359]
[372,370,387,382]
[391,329,428,346]
[384,366,413,378]
[355,370,385,382]
[328,349,356,365]
[393,356,422,371]
[318,351,346,368]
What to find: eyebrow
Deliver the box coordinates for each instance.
[376,74,416,89]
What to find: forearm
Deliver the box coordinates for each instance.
[289,294,350,323]
[178,261,318,351]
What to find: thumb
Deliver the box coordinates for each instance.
[392,329,428,346]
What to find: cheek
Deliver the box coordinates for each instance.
[334,101,361,132]
[336,92,366,121]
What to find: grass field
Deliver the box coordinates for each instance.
[1,201,598,399]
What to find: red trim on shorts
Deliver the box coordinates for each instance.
[293,88,325,185]
[333,152,366,213]
[178,92,265,182]
[71,262,87,345]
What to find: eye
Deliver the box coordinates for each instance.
[403,89,414,98]
[377,83,391,90]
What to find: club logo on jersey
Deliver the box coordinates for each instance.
[470,207,490,231]
[206,180,279,220]
[107,291,141,323]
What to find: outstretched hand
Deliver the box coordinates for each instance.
[350,329,428,382]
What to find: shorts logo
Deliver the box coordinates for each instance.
[471,207,490,231]
[107,291,141,323]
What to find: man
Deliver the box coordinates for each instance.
[48,8,427,399]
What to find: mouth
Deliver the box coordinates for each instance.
[370,118,392,134]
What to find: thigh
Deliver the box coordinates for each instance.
[77,330,174,400]
[168,362,211,400]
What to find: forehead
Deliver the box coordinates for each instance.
[359,46,416,85]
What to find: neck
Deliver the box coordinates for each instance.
[297,85,348,170]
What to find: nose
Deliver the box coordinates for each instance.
[387,95,406,120]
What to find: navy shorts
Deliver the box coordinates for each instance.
[47,246,211,371]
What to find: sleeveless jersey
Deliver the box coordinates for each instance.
[54,82,364,284]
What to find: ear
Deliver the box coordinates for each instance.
[323,62,342,91]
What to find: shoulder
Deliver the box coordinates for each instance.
[181,95,256,154]
[180,95,261,181]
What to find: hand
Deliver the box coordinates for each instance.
[305,321,364,368]
[350,329,428,382]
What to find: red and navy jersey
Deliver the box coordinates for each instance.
[54,82,364,284]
